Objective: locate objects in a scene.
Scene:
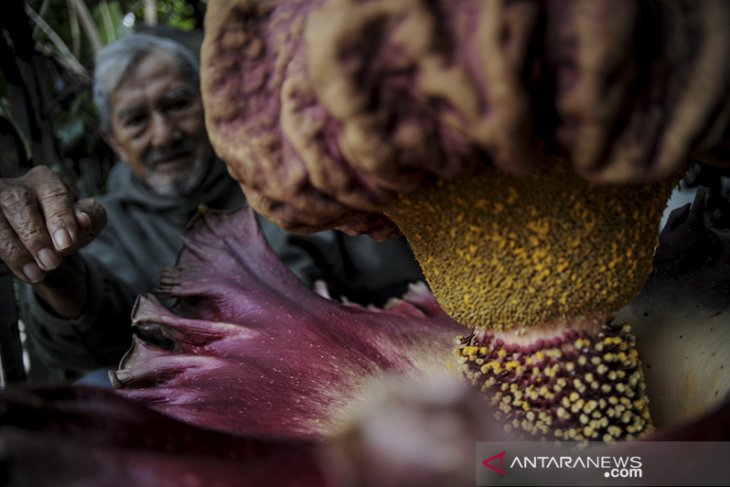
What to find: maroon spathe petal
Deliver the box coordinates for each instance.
[0,386,326,487]
[113,207,462,440]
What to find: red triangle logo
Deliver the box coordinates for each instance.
[482,451,507,475]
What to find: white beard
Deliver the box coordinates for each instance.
[146,155,208,197]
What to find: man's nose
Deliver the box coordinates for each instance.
[149,111,179,147]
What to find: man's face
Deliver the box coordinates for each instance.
[106,49,213,197]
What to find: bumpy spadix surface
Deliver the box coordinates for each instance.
[386,160,677,440]
[459,322,652,441]
[387,160,677,329]
[112,207,462,439]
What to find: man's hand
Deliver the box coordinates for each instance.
[0,166,106,317]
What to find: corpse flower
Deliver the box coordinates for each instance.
[1,0,730,483]
[0,201,728,486]
[200,0,730,441]
[111,200,730,445]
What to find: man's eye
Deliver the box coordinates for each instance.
[125,114,147,127]
[169,97,192,111]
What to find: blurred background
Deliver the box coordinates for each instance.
[0,0,206,197]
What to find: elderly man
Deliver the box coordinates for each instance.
[0,34,422,382]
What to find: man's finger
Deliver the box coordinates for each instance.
[0,183,61,272]
[73,198,107,248]
[30,166,79,252]
[0,214,45,283]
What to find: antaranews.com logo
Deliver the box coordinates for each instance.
[482,449,642,479]
[476,441,730,486]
